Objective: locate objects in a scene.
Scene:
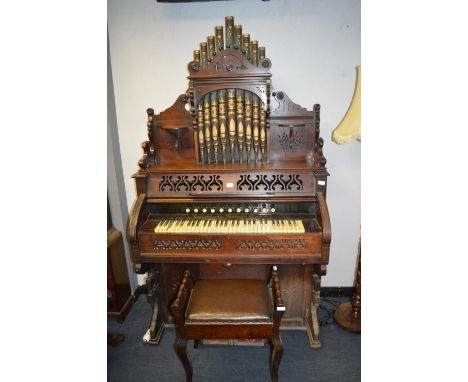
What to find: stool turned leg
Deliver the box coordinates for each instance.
[270,337,283,382]
[170,271,194,382]
[175,335,193,382]
[270,268,285,382]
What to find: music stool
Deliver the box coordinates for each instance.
[170,267,285,382]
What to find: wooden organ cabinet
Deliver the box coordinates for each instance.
[127,17,331,348]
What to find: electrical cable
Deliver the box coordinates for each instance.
[318,297,343,327]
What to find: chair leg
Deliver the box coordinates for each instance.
[270,336,283,382]
[174,335,193,382]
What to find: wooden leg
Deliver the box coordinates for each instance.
[107,332,125,347]
[334,244,361,333]
[270,337,283,382]
[143,268,165,345]
[306,273,322,349]
[174,336,193,382]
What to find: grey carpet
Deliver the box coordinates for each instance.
[108,297,360,382]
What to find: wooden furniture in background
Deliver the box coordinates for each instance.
[108,199,134,323]
[127,16,331,348]
[170,267,285,382]
[334,240,361,332]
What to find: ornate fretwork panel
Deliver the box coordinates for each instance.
[237,174,303,192]
[236,239,306,251]
[158,175,223,192]
[153,239,221,251]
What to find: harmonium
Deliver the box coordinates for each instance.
[127,16,331,348]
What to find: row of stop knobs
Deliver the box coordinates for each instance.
[185,205,276,214]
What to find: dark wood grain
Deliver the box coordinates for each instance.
[126,16,331,350]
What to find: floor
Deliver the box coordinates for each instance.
[108,296,360,381]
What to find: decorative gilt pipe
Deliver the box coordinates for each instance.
[197,104,205,164]
[193,50,200,63]
[210,91,219,164]
[260,101,266,161]
[234,25,242,50]
[236,89,245,163]
[200,42,208,68]
[225,16,234,49]
[242,34,250,61]
[215,26,224,52]
[227,89,236,163]
[207,36,215,62]
[203,95,212,164]
[244,91,252,163]
[259,46,266,61]
[250,40,258,66]
[252,94,260,161]
[218,90,227,164]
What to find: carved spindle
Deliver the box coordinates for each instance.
[210,91,219,164]
[313,104,326,169]
[252,95,260,161]
[203,95,212,164]
[225,16,234,49]
[207,36,215,62]
[244,91,252,163]
[227,89,236,163]
[218,90,227,164]
[251,40,258,66]
[193,50,200,63]
[236,89,245,163]
[197,104,205,164]
[259,46,266,61]
[200,42,208,68]
[234,25,242,50]
[138,108,156,169]
[147,108,154,141]
[260,101,266,161]
[242,34,250,61]
[215,26,224,52]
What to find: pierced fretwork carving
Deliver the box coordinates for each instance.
[159,175,223,192]
[236,239,306,251]
[237,174,303,191]
[153,239,221,251]
[278,127,303,152]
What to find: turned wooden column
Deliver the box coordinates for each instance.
[334,239,361,332]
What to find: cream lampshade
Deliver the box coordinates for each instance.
[332,65,361,144]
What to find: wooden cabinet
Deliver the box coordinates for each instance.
[107,227,133,323]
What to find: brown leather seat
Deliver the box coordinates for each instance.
[186,279,271,322]
[170,268,285,382]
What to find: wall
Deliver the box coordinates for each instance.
[107,35,139,292]
[108,0,361,286]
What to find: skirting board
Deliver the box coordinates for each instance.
[321,287,354,297]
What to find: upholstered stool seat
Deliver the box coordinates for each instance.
[170,268,285,382]
[186,279,271,322]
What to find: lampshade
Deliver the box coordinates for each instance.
[332,65,361,144]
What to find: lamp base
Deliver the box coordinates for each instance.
[333,302,361,333]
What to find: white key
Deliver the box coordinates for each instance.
[298,220,305,233]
